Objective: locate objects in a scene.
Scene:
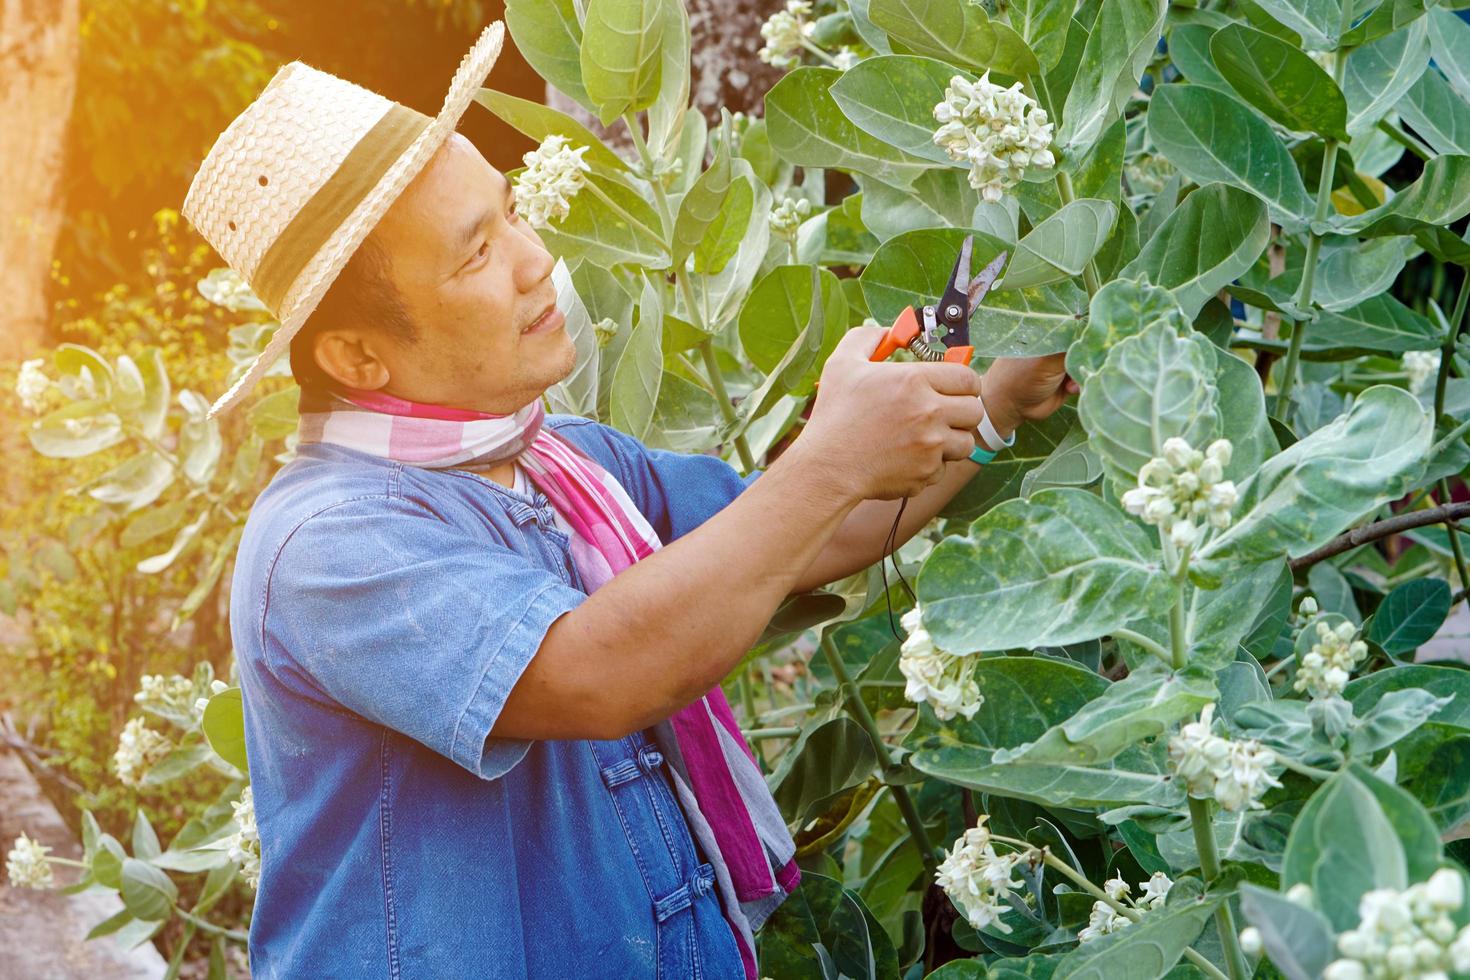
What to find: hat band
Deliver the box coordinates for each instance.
[252,102,432,313]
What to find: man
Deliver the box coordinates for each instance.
[183,21,1073,980]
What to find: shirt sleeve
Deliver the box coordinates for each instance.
[562,419,764,542]
[258,494,586,780]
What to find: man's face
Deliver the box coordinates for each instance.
[363,133,575,413]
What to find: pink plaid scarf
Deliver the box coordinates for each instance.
[297,385,798,974]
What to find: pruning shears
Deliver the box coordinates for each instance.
[869,236,1007,367]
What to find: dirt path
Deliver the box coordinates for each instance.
[0,747,166,979]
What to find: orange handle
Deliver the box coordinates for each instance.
[870,306,923,361]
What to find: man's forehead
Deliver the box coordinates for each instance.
[379,134,506,243]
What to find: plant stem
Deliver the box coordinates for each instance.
[1054,169,1102,296]
[798,37,841,68]
[695,334,758,472]
[1435,270,1470,607]
[1188,796,1251,980]
[1288,501,1470,570]
[743,726,801,740]
[1264,653,1295,680]
[175,908,249,943]
[1275,755,1336,780]
[1112,628,1173,667]
[819,632,939,871]
[1376,118,1434,161]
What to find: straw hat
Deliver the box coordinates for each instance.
[182,21,505,419]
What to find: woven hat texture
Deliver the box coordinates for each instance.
[181,20,505,419]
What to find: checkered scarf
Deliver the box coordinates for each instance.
[297,385,798,974]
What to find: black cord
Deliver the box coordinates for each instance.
[881,497,919,641]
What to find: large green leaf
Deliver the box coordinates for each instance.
[645,0,689,156]
[1167,24,1234,94]
[120,859,177,922]
[918,488,1172,653]
[1002,199,1117,290]
[1342,18,1430,138]
[542,259,600,420]
[1400,68,1470,156]
[1057,0,1166,154]
[1238,884,1337,980]
[1312,236,1414,313]
[941,408,1079,521]
[908,657,1185,808]
[1213,349,1278,482]
[538,171,669,269]
[1020,419,1104,497]
[1366,578,1452,655]
[1346,666,1470,731]
[1250,0,1341,49]
[1066,277,1189,383]
[1304,293,1442,355]
[1079,319,1220,491]
[28,400,124,459]
[970,281,1090,356]
[1281,766,1441,931]
[1429,8,1470,102]
[1209,24,1349,140]
[1053,895,1219,980]
[201,688,247,772]
[768,718,881,826]
[830,55,971,167]
[867,0,1039,77]
[738,265,847,394]
[732,268,830,434]
[1328,154,1470,242]
[472,89,630,173]
[757,872,899,980]
[88,453,174,512]
[996,666,1217,766]
[1005,0,1073,71]
[1121,183,1270,317]
[858,169,982,241]
[505,0,592,112]
[766,67,932,189]
[670,112,734,267]
[692,168,755,276]
[860,225,1006,325]
[1195,386,1431,576]
[579,0,666,125]
[609,277,664,440]
[1148,84,1314,227]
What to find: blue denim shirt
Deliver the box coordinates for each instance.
[230,414,760,979]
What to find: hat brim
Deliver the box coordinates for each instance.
[206,21,506,420]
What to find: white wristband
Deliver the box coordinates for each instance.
[977,397,1016,451]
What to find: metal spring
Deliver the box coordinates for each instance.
[906,337,946,362]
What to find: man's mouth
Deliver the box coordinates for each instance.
[523,302,564,335]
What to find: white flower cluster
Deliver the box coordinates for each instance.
[769,197,811,242]
[1078,872,1173,942]
[900,605,982,721]
[227,786,262,889]
[513,135,592,229]
[932,72,1056,203]
[1322,869,1470,980]
[1403,350,1440,395]
[833,46,861,70]
[758,1,815,68]
[1121,438,1238,550]
[1168,704,1282,811]
[5,833,54,890]
[16,358,52,414]
[935,816,1026,932]
[136,673,193,707]
[1295,619,1369,700]
[113,716,172,787]
[593,317,619,349]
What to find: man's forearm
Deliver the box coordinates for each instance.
[505,442,861,739]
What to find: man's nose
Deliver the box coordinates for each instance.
[512,230,556,293]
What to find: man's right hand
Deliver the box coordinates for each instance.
[797,326,986,501]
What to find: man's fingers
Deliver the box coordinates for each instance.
[831,325,888,361]
[916,362,983,397]
[945,393,987,431]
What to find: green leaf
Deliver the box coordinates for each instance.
[768,718,881,825]
[1195,386,1431,575]
[671,111,734,267]
[997,666,1217,766]
[120,859,177,921]
[940,408,1079,521]
[1121,183,1270,317]
[246,386,299,441]
[645,0,690,156]
[857,169,980,242]
[131,811,161,861]
[1053,895,1218,979]
[538,170,670,269]
[136,508,209,575]
[1209,23,1349,140]
[86,908,136,941]
[757,872,899,980]
[1250,0,1341,49]
[542,259,600,420]
[1079,318,1220,493]
[1304,293,1442,355]
[691,170,755,276]
[733,268,831,435]
[1148,84,1315,227]
[91,834,125,889]
[610,277,664,440]
[1341,0,1434,48]
[1066,277,1189,383]
[171,525,243,632]
[970,280,1090,356]
[1002,199,1117,291]
[908,656,1185,808]
[579,0,665,125]
[1328,154,1470,241]
[178,392,223,487]
[738,265,847,394]
[505,0,592,112]
[88,453,174,512]
[1005,0,1074,71]
[121,498,190,549]
[830,55,971,167]
[1366,578,1452,655]
[28,401,124,458]
[1166,24,1234,94]
[1313,236,1414,313]
[1346,665,1470,730]
[918,488,1172,653]
[646,371,716,451]
[201,688,247,772]
[766,67,932,188]
[1057,0,1166,154]
[1429,8,1470,103]
[1213,349,1278,482]
[860,225,1009,325]
[472,89,630,172]
[1400,68,1470,156]
[1238,883,1337,980]
[867,0,1039,77]
[135,348,170,440]
[141,742,213,786]
[1342,19,1430,138]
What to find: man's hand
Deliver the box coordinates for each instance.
[979,352,1080,440]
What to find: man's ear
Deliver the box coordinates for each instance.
[311,329,392,391]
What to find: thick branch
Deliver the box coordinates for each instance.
[1289,502,1470,571]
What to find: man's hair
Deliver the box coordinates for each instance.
[288,233,419,391]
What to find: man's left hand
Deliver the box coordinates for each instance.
[978,352,1080,439]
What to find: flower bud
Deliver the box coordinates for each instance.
[1323,959,1367,980]
[1426,869,1464,911]
[1239,927,1263,956]
[1162,437,1193,469]
[1206,439,1233,466]
[1286,883,1314,906]
[1198,458,1223,484]
[1170,520,1199,550]
[1299,597,1319,617]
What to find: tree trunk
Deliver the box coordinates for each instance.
[0,0,81,364]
